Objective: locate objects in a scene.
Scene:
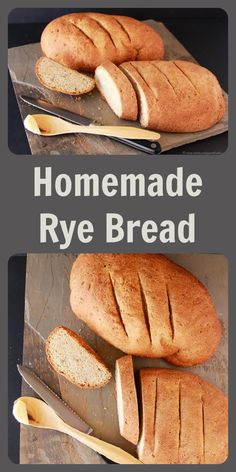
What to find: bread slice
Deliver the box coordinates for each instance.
[95,61,138,121]
[45,326,111,388]
[35,57,95,95]
[115,355,139,445]
[120,61,159,129]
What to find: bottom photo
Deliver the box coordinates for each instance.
[8,253,228,464]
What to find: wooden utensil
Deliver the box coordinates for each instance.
[24,114,160,141]
[13,397,142,464]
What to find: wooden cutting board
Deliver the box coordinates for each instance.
[8,20,228,155]
[20,253,228,464]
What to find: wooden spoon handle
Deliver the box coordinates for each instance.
[61,424,142,464]
[74,124,160,141]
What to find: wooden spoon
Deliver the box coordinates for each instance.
[13,397,142,464]
[24,114,160,141]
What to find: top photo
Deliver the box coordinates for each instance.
[8,8,228,156]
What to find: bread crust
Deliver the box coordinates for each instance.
[95,60,138,120]
[41,13,164,72]
[70,254,221,366]
[138,369,228,464]
[120,60,226,132]
[35,57,95,95]
[115,355,139,444]
[45,326,111,388]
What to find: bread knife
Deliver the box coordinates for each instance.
[17,364,93,434]
[20,95,161,154]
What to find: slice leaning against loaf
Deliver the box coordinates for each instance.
[115,355,139,445]
[95,61,138,121]
[35,57,95,95]
[46,326,111,388]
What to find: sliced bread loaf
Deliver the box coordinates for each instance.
[35,57,95,95]
[120,60,225,132]
[45,326,111,388]
[138,369,228,464]
[115,355,139,445]
[95,61,138,121]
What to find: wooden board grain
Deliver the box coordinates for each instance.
[8,20,228,155]
[22,253,228,464]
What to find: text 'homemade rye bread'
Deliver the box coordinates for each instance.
[138,369,228,464]
[46,326,111,388]
[70,254,222,366]
[95,59,225,132]
[115,355,139,445]
[41,13,164,72]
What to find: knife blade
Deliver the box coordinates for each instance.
[20,95,161,154]
[17,364,93,434]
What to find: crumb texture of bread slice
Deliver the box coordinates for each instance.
[115,355,139,444]
[35,57,95,95]
[95,61,138,120]
[138,369,228,464]
[46,326,111,388]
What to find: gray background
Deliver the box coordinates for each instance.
[1,0,235,470]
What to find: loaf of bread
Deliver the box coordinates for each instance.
[35,57,95,95]
[46,326,111,388]
[95,61,138,120]
[115,355,139,445]
[95,59,225,132]
[41,13,164,72]
[70,254,221,366]
[138,369,228,464]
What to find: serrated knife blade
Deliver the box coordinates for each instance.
[20,95,161,154]
[17,364,93,434]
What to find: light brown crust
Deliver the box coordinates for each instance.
[70,254,222,366]
[95,60,138,120]
[35,57,95,95]
[120,59,225,132]
[40,13,164,72]
[115,355,139,444]
[45,326,111,388]
[138,369,228,464]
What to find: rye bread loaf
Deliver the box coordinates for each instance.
[46,326,111,388]
[95,61,138,120]
[138,369,228,464]
[115,355,139,445]
[41,13,164,72]
[112,59,225,132]
[70,254,222,366]
[35,57,95,95]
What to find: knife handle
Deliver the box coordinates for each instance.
[62,423,142,464]
[112,136,162,154]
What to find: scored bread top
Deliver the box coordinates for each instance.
[120,60,226,132]
[45,326,111,388]
[41,12,164,71]
[70,254,222,366]
[138,369,228,464]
